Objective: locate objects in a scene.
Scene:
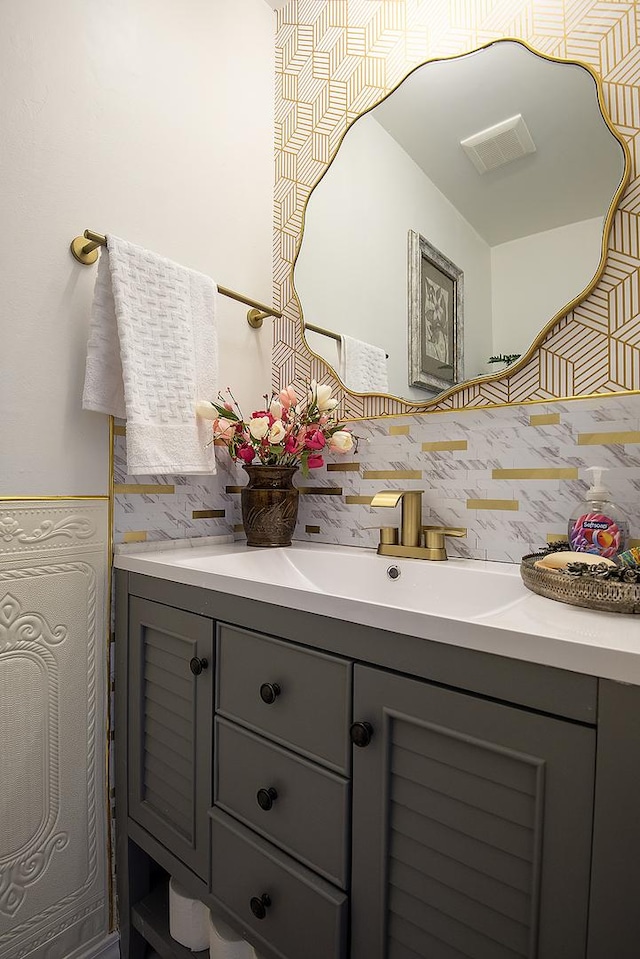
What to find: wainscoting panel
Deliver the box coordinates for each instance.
[0,501,109,959]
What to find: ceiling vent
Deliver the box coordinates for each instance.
[460,114,536,174]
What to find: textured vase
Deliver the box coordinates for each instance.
[241,465,300,547]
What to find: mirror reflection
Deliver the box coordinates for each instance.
[295,40,626,402]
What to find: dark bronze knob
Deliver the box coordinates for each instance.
[189,657,208,676]
[350,721,373,747]
[257,787,278,811]
[250,893,271,920]
[259,682,281,704]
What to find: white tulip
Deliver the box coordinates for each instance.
[329,430,353,453]
[308,381,337,412]
[269,420,286,444]
[249,416,270,440]
[269,400,283,420]
[195,400,217,420]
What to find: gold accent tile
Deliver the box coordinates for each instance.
[547,533,569,543]
[113,425,126,436]
[467,498,519,511]
[114,484,175,495]
[346,495,374,505]
[578,431,640,446]
[629,539,640,549]
[298,486,343,495]
[192,509,225,519]
[389,426,410,436]
[305,525,321,534]
[492,468,578,480]
[327,462,360,471]
[529,413,560,426]
[233,524,245,534]
[226,486,244,494]
[123,530,148,543]
[422,440,468,452]
[362,470,422,480]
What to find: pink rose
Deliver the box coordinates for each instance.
[237,444,255,464]
[307,454,324,470]
[305,428,326,451]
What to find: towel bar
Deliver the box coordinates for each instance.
[70,229,282,327]
[304,322,389,359]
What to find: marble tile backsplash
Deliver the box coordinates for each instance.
[113,394,640,564]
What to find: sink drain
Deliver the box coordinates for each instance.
[387,565,401,581]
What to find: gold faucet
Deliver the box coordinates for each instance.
[370,490,465,560]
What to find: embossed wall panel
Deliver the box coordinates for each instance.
[0,502,109,959]
[272,0,640,414]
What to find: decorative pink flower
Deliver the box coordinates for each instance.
[307,454,324,470]
[213,417,235,442]
[305,428,326,451]
[279,385,298,409]
[237,444,255,464]
[252,409,275,426]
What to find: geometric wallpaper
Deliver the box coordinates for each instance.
[272,0,640,417]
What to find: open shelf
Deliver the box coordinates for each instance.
[131,880,209,959]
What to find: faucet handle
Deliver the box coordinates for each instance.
[421,526,466,553]
[363,525,399,545]
[422,526,467,560]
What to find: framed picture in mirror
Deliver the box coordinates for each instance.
[408,230,464,394]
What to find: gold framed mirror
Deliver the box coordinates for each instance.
[291,38,630,413]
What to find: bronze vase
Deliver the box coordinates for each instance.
[241,464,300,547]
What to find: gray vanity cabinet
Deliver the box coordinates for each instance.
[127,596,214,879]
[116,572,640,959]
[350,664,596,959]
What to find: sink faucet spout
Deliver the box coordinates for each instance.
[370,489,423,548]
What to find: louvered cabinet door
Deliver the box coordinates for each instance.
[350,665,595,959]
[128,597,213,879]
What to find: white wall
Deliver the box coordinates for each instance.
[295,115,493,402]
[491,216,604,360]
[1,0,275,496]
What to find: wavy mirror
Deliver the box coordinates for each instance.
[294,40,628,404]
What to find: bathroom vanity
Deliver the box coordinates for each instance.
[114,543,640,959]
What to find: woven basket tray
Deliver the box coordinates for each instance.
[520,555,640,615]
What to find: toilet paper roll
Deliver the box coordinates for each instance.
[168,877,210,952]
[209,911,256,959]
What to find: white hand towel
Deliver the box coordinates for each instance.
[338,334,388,393]
[82,235,217,475]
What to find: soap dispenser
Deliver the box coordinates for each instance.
[568,466,628,559]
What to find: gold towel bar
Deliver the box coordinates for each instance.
[69,230,282,327]
[304,322,389,359]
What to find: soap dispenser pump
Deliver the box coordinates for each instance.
[568,466,628,559]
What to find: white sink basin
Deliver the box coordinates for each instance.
[130,541,527,621]
[115,539,640,683]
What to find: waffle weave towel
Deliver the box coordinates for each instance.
[338,334,388,393]
[82,235,217,475]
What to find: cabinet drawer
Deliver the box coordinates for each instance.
[209,809,347,959]
[217,624,352,773]
[215,718,350,888]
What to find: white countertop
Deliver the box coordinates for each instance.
[115,540,640,685]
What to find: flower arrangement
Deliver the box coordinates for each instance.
[197,381,355,475]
